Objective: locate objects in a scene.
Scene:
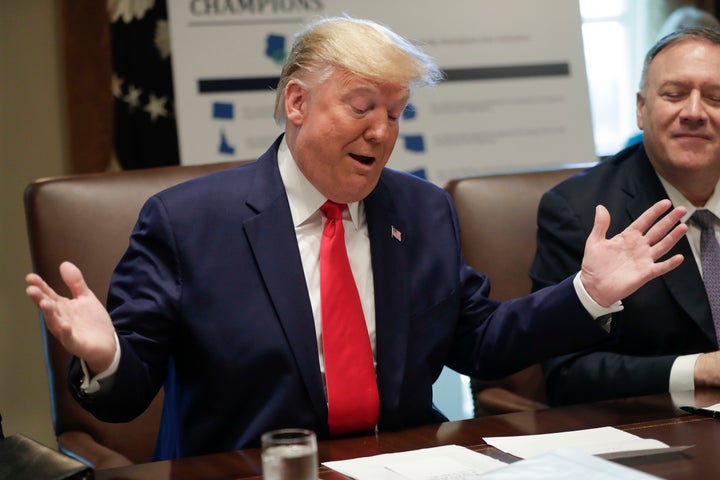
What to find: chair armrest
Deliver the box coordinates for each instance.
[58,431,134,470]
[475,387,548,415]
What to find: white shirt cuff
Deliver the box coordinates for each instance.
[79,333,121,394]
[573,272,623,321]
[669,353,700,393]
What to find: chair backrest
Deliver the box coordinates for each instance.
[445,166,584,413]
[24,160,248,465]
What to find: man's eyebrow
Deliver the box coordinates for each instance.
[345,83,379,94]
[658,79,720,90]
[659,79,686,86]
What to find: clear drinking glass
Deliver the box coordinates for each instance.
[261,428,318,480]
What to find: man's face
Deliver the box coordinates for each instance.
[285,69,410,204]
[638,38,720,181]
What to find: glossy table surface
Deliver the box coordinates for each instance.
[96,390,720,479]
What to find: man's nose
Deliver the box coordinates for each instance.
[364,112,392,143]
[680,91,707,125]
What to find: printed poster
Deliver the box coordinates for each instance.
[168,0,596,186]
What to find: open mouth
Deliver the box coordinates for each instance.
[349,153,375,165]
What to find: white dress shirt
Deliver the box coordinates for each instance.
[277,138,376,371]
[657,174,720,393]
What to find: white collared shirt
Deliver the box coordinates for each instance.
[656,173,720,394]
[658,175,720,275]
[277,137,377,371]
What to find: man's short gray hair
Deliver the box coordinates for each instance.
[639,26,720,93]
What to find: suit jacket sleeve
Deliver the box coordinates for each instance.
[69,194,179,421]
[530,187,676,406]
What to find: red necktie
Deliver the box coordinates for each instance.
[320,201,380,435]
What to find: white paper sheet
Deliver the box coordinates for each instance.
[322,444,506,480]
[467,447,663,479]
[483,426,669,459]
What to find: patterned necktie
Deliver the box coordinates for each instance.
[319,201,379,435]
[691,209,720,344]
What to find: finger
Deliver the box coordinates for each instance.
[588,204,611,243]
[59,261,91,299]
[644,205,687,246]
[646,252,685,279]
[650,222,689,260]
[25,284,50,307]
[26,286,64,332]
[25,272,61,302]
[626,199,673,234]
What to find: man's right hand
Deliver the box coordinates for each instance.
[694,351,720,388]
[25,261,116,375]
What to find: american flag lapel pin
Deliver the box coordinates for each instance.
[391,225,402,242]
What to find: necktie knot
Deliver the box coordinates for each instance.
[321,201,346,220]
[691,209,718,231]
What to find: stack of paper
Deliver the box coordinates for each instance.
[323,444,506,479]
[471,447,663,479]
[483,426,677,459]
[323,426,686,479]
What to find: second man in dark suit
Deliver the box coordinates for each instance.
[532,27,720,406]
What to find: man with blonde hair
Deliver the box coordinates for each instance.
[27,15,687,460]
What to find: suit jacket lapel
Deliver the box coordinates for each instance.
[364,178,410,415]
[624,150,715,342]
[242,142,327,421]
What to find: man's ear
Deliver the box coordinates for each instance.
[636,91,646,130]
[285,80,306,126]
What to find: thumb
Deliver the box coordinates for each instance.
[59,261,90,299]
[588,204,611,245]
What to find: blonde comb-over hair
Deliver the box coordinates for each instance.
[273,15,443,125]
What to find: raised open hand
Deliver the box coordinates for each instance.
[25,261,116,374]
[580,199,688,307]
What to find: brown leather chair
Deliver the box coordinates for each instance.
[445,166,585,416]
[24,160,248,469]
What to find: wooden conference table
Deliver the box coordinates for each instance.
[96,390,720,479]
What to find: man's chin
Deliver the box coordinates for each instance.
[334,179,380,203]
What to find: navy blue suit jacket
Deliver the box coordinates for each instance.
[530,144,715,406]
[72,136,611,459]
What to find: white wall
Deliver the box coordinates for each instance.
[0,0,67,446]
